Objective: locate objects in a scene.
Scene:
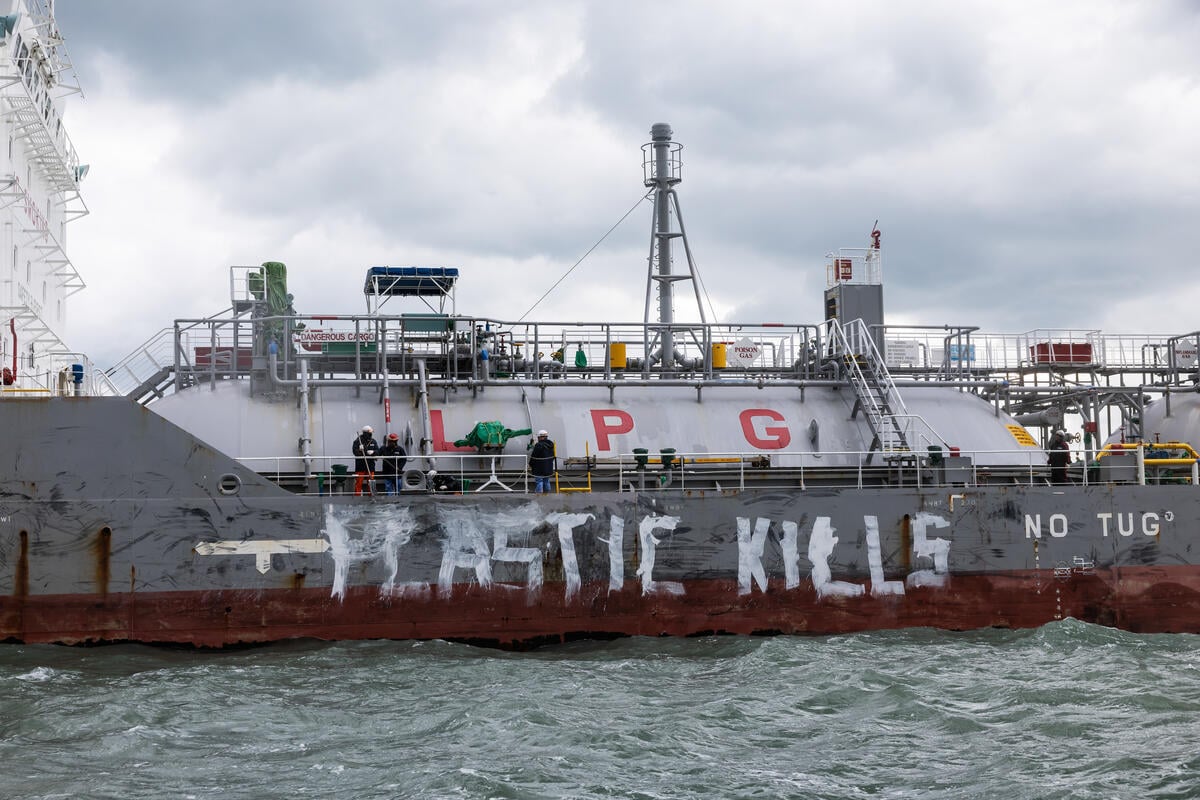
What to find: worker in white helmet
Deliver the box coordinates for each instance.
[352,425,379,495]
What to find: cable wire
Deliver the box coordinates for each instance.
[517,190,653,323]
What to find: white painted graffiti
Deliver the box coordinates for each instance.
[865,516,905,597]
[323,504,424,600]
[637,515,684,596]
[436,505,527,597]
[193,538,330,574]
[425,508,951,602]
[807,516,865,598]
[547,512,593,602]
[741,512,951,598]
[599,516,625,592]
[195,506,953,603]
[1024,510,1172,539]
[736,516,770,595]
[909,513,951,589]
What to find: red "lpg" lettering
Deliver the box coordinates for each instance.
[740,409,790,449]
[430,409,476,452]
[590,409,634,451]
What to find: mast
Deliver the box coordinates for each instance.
[642,123,706,371]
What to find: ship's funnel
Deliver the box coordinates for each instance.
[0,13,19,37]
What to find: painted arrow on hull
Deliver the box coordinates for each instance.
[194,539,331,573]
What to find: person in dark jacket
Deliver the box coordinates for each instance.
[352,425,379,496]
[378,432,407,495]
[1047,429,1071,484]
[529,430,556,493]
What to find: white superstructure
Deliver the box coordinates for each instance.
[0,0,89,394]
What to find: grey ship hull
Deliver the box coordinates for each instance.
[3,398,1198,647]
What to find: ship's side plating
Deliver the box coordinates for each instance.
[2,397,1199,647]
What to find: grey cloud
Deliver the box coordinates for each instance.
[58,0,1200,352]
[56,0,509,102]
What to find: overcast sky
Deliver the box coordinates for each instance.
[53,0,1200,368]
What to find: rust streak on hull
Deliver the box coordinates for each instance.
[94,526,112,598]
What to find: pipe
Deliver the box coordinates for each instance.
[268,355,1008,393]
[652,124,675,368]
[269,352,388,388]
[380,319,392,433]
[299,357,312,483]
[416,358,434,470]
[1012,408,1064,427]
[8,317,15,383]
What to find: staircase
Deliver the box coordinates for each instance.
[104,328,179,404]
[827,318,941,463]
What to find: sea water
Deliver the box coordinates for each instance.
[1,620,1197,799]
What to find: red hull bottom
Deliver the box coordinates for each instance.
[4,568,1200,648]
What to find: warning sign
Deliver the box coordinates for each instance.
[886,339,920,367]
[292,329,376,352]
[728,337,762,368]
[1172,342,1198,367]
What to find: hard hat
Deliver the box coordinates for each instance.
[537,429,548,437]
[362,425,373,433]
[387,432,399,440]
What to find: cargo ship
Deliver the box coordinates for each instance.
[4,2,1200,648]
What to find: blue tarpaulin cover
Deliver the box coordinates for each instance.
[364,266,459,296]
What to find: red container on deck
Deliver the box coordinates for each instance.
[194,346,253,370]
[1030,342,1092,364]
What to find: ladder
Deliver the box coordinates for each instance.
[827,318,940,463]
[104,327,178,404]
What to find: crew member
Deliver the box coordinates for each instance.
[1048,429,1071,484]
[529,429,556,494]
[378,432,407,495]
[352,425,379,496]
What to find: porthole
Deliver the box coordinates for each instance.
[217,473,242,495]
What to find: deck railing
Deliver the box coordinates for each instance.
[158,311,1200,391]
[234,443,1196,497]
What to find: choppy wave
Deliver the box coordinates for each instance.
[1,621,1198,799]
